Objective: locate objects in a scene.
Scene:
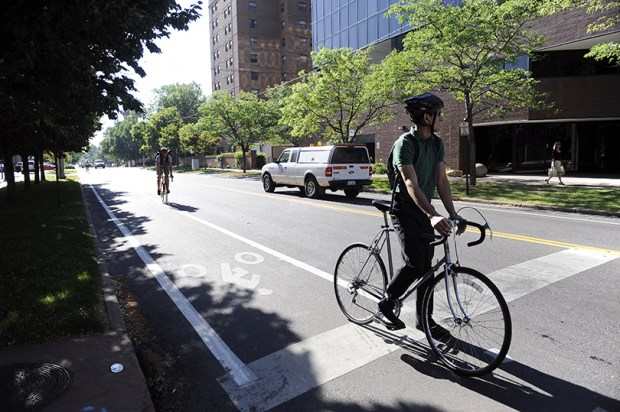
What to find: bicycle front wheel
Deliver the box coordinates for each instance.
[334,243,387,325]
[422,266,512,376]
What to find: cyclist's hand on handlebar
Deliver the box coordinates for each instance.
[430,215,451,236]
[453,215,466,235]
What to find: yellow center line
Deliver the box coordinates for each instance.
[202,184,620,256]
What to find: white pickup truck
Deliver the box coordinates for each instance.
[261,145,373,199]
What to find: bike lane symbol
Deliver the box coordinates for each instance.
[220,252,272,296]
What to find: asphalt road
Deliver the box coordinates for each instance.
[81,167,620,412]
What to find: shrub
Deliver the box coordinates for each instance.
[373,162,387,175]
[256,153,267,169]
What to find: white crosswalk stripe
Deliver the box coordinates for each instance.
[218,248,616,411]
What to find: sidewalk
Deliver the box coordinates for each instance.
[483,173,620,188]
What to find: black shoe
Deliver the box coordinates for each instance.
[167,189,170,194]
[417,320,452,342]
[157,189,161,195]
[378,299,406,330]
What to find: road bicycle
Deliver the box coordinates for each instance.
[334,200,511,376]
[159,174,171,204]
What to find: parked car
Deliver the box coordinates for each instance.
[15,161,23,172]
[94,160,105,169]
[43,162,56,170]
[261,145,372,199]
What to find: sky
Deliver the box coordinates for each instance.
[93,1,211,146]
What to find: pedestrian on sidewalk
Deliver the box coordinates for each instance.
[545,141,565,185]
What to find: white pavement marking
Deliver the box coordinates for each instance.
[88,185,256,386]
[218,323,426,412]
[214,247,616,411]
[487,248,617,303]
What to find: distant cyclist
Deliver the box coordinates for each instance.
[156,147,174,195]
[379,93,464,337]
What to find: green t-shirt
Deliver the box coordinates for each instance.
[392,129,445,201]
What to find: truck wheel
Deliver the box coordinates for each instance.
[344,188,360,199]
[262,173,276,192]
[304,176,324,199]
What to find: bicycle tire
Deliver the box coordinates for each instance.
[422,266,512,377]
[334,243,387,325]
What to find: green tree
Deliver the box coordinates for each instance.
[149,107,183,158]
[100,112,142,163]
[179,122,218,155]
[387,0,554,185]
[280,48,394,144]
[550,0,620,64]
[132,120,158,158]
[0,1,200,201]
[153,82,206,123]
[199,92,278,172]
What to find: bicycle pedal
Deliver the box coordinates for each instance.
[374,314,406,331]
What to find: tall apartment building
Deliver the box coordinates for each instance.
[312,0,620,174]
[209,0,312,96]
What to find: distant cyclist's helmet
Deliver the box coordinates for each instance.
[404,93,444,115]
[160,147,169,152]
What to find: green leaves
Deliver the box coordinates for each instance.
[279,48,394,144]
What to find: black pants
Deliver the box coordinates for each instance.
[387,200,435,324]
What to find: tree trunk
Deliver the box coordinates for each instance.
[40,150,46,182]
[464,95,476,186]
[58,152,65,179]
[242,147,247,173]
[2,152,16,203]
[33,152,40,184]
[468,123,476,186]
[22,153,31,189]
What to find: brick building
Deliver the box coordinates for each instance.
[209,0,312,96]
[311,1,620,174]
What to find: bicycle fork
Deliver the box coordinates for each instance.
[442,241,470,324]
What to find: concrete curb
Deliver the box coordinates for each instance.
[363,187,620,218]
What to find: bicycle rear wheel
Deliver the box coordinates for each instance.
[334,243,387,325]
[422,266,511,376]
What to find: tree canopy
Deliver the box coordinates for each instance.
[279,48,395,144]
[0,0,201,200]
[386,0,554,184]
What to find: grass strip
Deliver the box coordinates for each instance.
[370,177,620,214]
[0,174,104,347]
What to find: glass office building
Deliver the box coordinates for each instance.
[311,0,410,51]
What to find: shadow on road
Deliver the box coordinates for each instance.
[276,188,383,208]
[83,182,619,412]
[166,202,199,213]
[360,324,620,412]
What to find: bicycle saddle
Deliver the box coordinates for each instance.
[372,200,392,213]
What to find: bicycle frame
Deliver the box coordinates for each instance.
[360,211,475,322]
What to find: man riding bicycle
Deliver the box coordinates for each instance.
[379,93,464,336]
[156,147,173,195]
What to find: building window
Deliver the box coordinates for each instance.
[249,53,258,63]
[297,20,307,28]
[249,1,257,10]
[281,37,286,48]
[230,90,235,97]
[280,2,285,13]
[281,55,287,65]
[297,1,307,11]
[251,71,259,81]
[281,72,288,81]
[281,20,286,28]
[249,18,257,28]
[250,37,257,49]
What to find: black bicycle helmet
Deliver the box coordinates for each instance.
[404,93,444,115]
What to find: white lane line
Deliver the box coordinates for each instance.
[178,211,351,290]
[215,248,616,411]
[487,248,617,303]
[218,323,425,412]
[88,184,256,386]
